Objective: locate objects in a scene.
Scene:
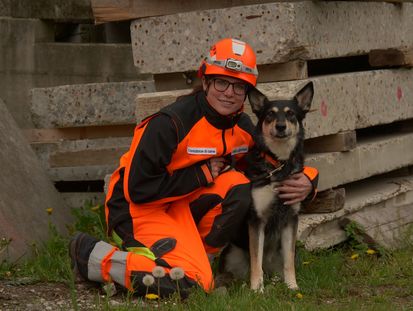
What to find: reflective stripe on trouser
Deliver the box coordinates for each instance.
[88,241,129,288]
[77,235,200,297]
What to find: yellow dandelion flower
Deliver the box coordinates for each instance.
[145,293,159,300]
[91,205,100,212]
[296,293,303,299]
[366,249,376,255]
[46,208,53,215]
[350,253,359,260]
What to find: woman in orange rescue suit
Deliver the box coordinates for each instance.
[69,38,319,298]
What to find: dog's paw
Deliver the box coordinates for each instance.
[286,282,299,291]
[250,278,264,293]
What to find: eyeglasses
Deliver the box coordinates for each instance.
[212,78,248,96]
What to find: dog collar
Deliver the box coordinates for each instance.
[260,152,285,178]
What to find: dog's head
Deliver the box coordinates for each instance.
[247,82,314,159]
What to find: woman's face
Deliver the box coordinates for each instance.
[202,75,248,116]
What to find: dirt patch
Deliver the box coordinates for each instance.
[0,280,143,310]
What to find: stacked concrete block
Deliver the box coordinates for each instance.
[130,1,413,249]
[29,80,155,185]
[0,1,148,129]
[130,2,413,74]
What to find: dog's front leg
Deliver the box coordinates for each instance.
[249,222,265,292]
[280,212,299,290]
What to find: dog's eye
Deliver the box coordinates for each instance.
[286,110,296,119]
[264,111,276,122]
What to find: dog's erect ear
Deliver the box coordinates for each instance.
[295,82,314,113]
[248,87,267,115]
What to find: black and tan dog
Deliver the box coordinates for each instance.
[217,82,314,292]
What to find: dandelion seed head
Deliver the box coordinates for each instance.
[169,267,185,280]
[152,266,166,278]
[142,274,155,286]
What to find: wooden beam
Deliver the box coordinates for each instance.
[257,60,308,83]
[91,0,283,23]
[369,48,413,68]
[305,131,357,153]
[24,124,136,143]
[302,188,346,214]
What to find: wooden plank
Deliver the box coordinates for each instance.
[49,147,128,168]
[302,188,346,214]
[91,0,284,23]
[257,60,308,83]
[369,48,413,67]
[305,131,357,153]
[24,124,135,143]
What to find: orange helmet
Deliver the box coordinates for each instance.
[199,38,258,86]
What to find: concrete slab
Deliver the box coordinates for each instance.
[298,175,413,250]
[0,99,71,261]
[49,165,118,181]
[31,81,155,128]
[136,69,413,139]
[31,137,131,180]
[34,43,141,78]
[306,132,413,191]
[130,2,413,73]
[61,192,105,210]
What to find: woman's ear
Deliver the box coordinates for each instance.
[201,76,208,92]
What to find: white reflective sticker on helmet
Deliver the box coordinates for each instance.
[231,39,246,56]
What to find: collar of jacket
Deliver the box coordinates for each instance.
[197,91,242,130]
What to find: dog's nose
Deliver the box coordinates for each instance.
[276,123,286,132]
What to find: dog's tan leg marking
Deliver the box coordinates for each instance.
[249,223,265,292]
[281,222,298,290]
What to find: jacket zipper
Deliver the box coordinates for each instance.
[222,129,227,156]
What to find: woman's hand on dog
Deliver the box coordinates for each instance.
[208,157,227,178]
[276,173,313,205]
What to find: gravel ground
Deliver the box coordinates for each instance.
[0,280,145,310]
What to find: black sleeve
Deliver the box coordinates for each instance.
[127,114,212,203]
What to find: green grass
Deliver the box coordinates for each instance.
[1,204,412,310]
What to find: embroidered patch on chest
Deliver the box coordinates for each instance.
[231,145,249,155]
[187,147,217,155]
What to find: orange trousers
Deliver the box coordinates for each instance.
[75,170,251,297]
